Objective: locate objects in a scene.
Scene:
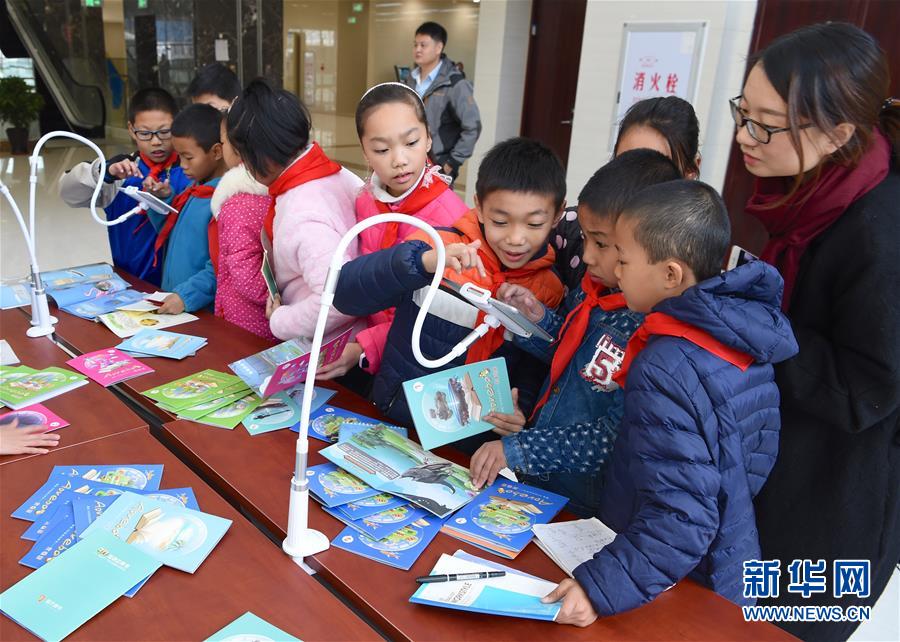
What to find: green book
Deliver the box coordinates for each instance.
[175,387,252,420]
[141,369,244,411]
[0,531,162,641]
[192,393,263,429]
[0,366,88,410]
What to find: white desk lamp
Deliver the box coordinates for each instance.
[283,213,551,567]
[0,131,173,338]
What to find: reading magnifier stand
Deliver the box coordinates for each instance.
[0,132,173,338]
[284,213,539,568]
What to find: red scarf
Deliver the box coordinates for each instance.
[264,142,342,243]
[208,219,220,276]
[746,129,890,309]
[530,273,626,419]
[139,151,179,180]
[612,312,754,389]
[152,182,216,266]
[374,164,450,249]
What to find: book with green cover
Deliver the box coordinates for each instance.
[0,366,88,410]
[192,393,263,430]
[141,369,244,411]
[0,531,162,641]
[175,388,252,421]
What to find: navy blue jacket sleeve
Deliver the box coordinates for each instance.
[572,359,721,617]
[333,240,431,316]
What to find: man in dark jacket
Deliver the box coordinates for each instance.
[544,180,798,627]
[405,22,481,183]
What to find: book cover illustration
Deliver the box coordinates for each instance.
[117,329,207,360]
[12,472,144,522]
[0,531,162,642]
[409,551,561,621]
[331,515,442,570]
[175,388,252,421]
[403,358,513,451]
[0,366,87,409]
[98,308,199,338]
[294,405,405,443]
[442,480,568,558]
[205,611,301,642]
[193,392,263,430]
[79,491,232,573]
[0,404,69,432]
[305,462,381,507]
[71,487,200,538]
[50,464,163,490]
[228,328,352,397]
[334,492,407,520]
[67,348,155,386]
[61,289,146,320]
[142,369,244,411]
[242,386,335,436]
[39,263,131,308]
[320,425,478,518]
[326,503,430,541]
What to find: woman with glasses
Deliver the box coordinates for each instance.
[735,22,900,642]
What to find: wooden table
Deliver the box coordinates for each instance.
[160,414,796,642]
[0,428,379,641]
[0,310,147,466]
[22,271,277,423]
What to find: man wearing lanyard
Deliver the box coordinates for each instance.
[406,21,482,185]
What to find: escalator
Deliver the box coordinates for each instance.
[4,0,106,135]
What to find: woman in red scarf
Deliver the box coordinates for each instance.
[734,23,900,642]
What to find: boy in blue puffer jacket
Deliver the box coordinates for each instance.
[468,149,681,517]
[544,180,798,627]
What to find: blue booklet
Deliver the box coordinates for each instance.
[70,487,200,537]
[293,404,404,443]
[12,472,158,523]
[61,289,146,320]
[79,491,231,573]
[306,462,381,508]
[117,329,208,360]
[324,503,430,540]
[409,550,561,621]
[50,463,164,491]
[0,531,163,641]
[38,263,132,308]
[441,480,568,559]
[205,612,302,642]
[331,514,442,570]
[402,358,514,450]
[334,493,408,520]
[244,386,335,436]
[320,425,478,518]
[20,502,76,569]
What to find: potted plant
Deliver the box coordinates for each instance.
[0,77,44,154]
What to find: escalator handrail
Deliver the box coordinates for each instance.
[7,0,106,131]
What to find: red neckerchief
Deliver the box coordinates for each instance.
[208,218,220,276]
[612,312,754,389]
[152,182,216,266]
[264,142,342,243]
[530,273,626,419]
[374,164,450,249]
[746,129,890,309]
[139,151,179,180]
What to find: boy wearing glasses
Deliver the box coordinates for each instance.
[59,88,190,286]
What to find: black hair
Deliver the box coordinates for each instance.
[620,180,731,282]
[415,21,447,48]
[186,63,241,102]
[476,137,567,210]
[578,149,680,222]
[750,22,900,202]
[227,77,312,179]
[356,83,428,138]
[128,87,177,123]
[171,103,223,151]
[614,96,700,177]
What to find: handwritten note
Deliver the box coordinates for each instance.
[532,517,617,577]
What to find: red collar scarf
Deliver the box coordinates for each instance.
[530,273,626,419]
[140,151,179,180]
[152,182,216,266]
[746,129,890,309]
[264,142,342,243]
[374,164,450,249]
[612,312,754,389]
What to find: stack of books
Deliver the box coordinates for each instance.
[141,369,261,429]
[0,365,87,409]
[117,329,208,360]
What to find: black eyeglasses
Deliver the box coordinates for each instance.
[133,128,172,141]
[729,96,812,144]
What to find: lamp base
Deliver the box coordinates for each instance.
[26,323,55,338]
[282,529,330,559]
